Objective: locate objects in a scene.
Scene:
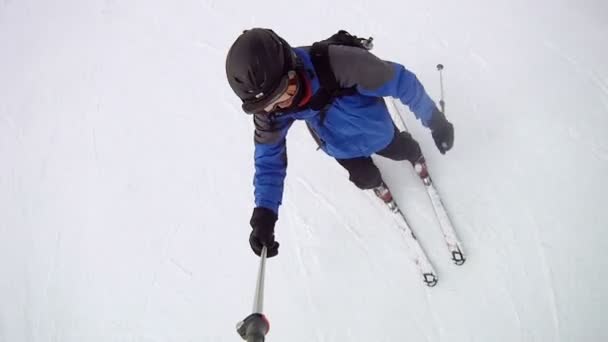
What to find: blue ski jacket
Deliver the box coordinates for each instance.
[253,45,438,214]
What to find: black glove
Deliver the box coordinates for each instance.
[429,108,454,154]
[249,207,279,258]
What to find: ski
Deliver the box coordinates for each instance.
[414,160,466,265]
[386,96,466,266]
[373,184,438,287]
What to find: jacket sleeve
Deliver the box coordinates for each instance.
[328,45,438,127]
[252,113,294,214]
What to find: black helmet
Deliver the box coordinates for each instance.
[226,28,296,114]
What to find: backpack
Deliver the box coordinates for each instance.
[308,30,374,114]
[305,30,374,149]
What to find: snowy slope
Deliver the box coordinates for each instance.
[1,0,608,341]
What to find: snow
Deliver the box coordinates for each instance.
[1,0,608,341]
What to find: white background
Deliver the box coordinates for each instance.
[1,0,607,341]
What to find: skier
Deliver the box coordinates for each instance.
[225,28,454,258]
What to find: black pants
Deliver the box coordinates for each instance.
[336,129,421,190]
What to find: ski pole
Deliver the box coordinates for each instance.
[436,64,445,113]
[388,64,446,132]
[236,247,270,342]
[252,246,267,314]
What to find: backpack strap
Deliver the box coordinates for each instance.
[308,42,357,124]
[308,31,373,124]
[308,42,338,115]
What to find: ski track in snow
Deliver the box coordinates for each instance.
[529,214,562,341]
[500,236,525,340]
[544,40,608,101]
[567,126,608,162]
[37,231,62,341]
[0,115,23,147]
[469,49,489,70]
[282,203,314,278]
[293,177,367,249]
[421,290,442,341]
[169,258,194,278]
[85,110,101,173]
[142,224,183,320]
[91,127,101,172]
[194,40,223,56]
[542,40,608,163]
[591,144,608,162]
[282,193,323,328]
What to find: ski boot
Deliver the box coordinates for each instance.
[413,156,431,185]
[373,182,398,212]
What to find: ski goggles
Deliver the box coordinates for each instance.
[242,70,297,115]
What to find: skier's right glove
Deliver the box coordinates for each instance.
[249,207,280,258]
[429,108,454,154]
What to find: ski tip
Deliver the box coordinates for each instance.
[423,273,438,287]
[451,250,466,266]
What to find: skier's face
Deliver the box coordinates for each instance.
[263,71,299,113]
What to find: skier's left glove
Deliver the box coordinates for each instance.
[249,207,280,258]
[429,108,454,154]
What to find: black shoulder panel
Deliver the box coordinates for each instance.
[253,114,282,145]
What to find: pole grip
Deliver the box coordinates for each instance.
[436,64,446,113]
